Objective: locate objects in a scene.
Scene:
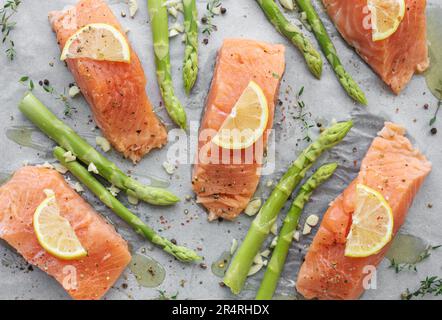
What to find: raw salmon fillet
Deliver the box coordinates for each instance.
[192,39,285,221]
[322,0,429,94]
[0,166,131,300]
[296,123,431,300]
[49,0,167,162]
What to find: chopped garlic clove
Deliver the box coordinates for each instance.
[169,29,180,38]
[72,182,84,193]
[107,185,121,197]
[96,136,111,152]
[247,262,264,276]
[302,224,312,235]
[253,253,263,265]
[162,161,177,175]
[63,151,76,162]
[68,85,80,98]
[293,231,300,242]
[260,249,271,258]
[128,0,138,17]
[168,6,178,18]
[279,0,294,10]
[244,198,261,216]
[53,163,68,174]
[306,214,319,227]
[87,162,99,174]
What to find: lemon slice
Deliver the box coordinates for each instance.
[344,184,394,258]
[368,0,406,41]
[60,23,130,62]
[33,191,87,260]
[212,81,269,150]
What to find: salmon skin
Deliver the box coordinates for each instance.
[322,0,429,94]
[191,39,285,221]
[49,0,167,162]
[0,166,131,300]
[296,123,431,300]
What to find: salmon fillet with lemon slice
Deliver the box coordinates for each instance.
[49,0,167,162]
[192,39,285,221]
[322,0,429,94]
[296,123,431,300]
[0,166,131,300]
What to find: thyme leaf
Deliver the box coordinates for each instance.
[429,100,441,127]
[293,86,314,142]
[402,276,442,300]
[201,0,222,36]
[1,0,21,60]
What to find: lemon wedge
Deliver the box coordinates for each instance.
[212,81,269,150]
[344,184,394,258]
[60,23,130,62]
[368,0,406,41]
[33,191,87,260]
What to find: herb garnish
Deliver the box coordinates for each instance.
[402,276,442,300]
[389,245,441,273]
[293,86,314,142]
[156,290,178,300]
[1,0,21,60]
[42,81,75,117]
[19,76,75,117]
[19,76,34,91]
[201,0,223,36]
[429,99,441,127]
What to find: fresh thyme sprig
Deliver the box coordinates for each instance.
[201,0,223,36]
[41,81,75,117]
[389,245,441,273]
[293,86,314,142]
[402,276,442,300]
[19,76,75,117]
[429,99,441,127]
[1,0,21,61]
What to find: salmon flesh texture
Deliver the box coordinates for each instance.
[322,0,429,94]
[191,39,285,221]
[0,166,131,300]
[296,123,431,300]
[49,0,167,162]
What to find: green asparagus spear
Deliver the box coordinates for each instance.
[295,0,367,105]
[223,120,353,294]
[256,0,322,79]
[255,163,337,300]
[182,0,198,94]
[53,146,200,262]
[19,92,179,206]
[148,0,187,129]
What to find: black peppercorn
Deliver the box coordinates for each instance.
[430,127,437,135]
